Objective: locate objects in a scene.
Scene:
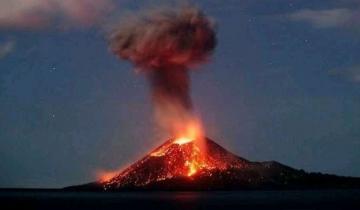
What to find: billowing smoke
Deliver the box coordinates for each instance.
[109,6,216,137]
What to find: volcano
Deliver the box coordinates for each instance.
[68,137,360,191]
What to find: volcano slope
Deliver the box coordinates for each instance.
[67,138,360,191]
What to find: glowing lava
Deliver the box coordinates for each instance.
[97,170,119,182]
[185,159,201,177]
[101,137,249,190]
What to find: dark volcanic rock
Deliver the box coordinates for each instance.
[66,138,360,191]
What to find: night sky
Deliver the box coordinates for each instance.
[1,0,360,188]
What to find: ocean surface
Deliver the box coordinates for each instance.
[1,189,359,210]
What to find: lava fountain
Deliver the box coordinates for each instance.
[108,4,216,178]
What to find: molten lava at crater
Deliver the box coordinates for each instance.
[173,137,193,145]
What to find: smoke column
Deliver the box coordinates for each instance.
[109,6,216,137]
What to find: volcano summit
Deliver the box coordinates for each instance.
[68,137,360,191]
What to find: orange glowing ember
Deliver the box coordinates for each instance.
[97,170,119,182]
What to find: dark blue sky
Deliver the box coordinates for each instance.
[1,0,360,188]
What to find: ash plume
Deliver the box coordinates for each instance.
[109,6,216,136]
